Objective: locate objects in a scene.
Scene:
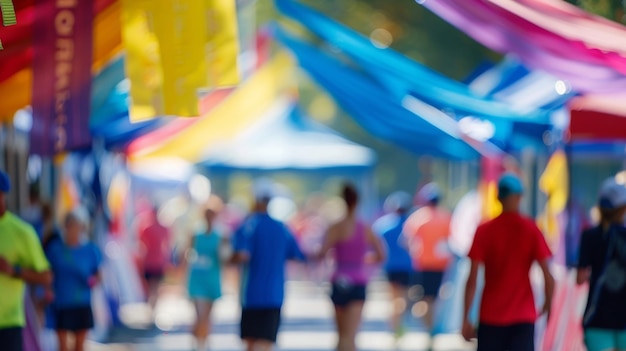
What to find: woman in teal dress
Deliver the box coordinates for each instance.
[186,204,228,351]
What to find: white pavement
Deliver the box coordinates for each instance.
[87,279,476,351]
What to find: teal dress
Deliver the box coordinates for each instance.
[187,232,222,300]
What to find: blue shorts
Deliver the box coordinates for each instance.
[415,270,444,298]
[585,328,626,351]
[386,271,416,287]
[0,327,22,351]
[331,282,366,307]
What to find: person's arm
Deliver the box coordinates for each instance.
[576,231,591,285]
[538,258,554,321]
[230,220,252,264]
[462,260,479,341]
[313,225,337,260]
[366,225,386,265]
[0,258,53,285]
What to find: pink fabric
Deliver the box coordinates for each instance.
[139,222,171,271]
[332,221,369,285]
[420,0,626,93]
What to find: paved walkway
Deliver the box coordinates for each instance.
[86,280,475,351]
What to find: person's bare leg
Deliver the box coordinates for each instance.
[73,330,88,351]
[422,296,435,332]
[343,301,365,351]
[56,330,69,351]
[389,283,407,337]
[148,278,161,311]
[193,300,213,351]
[255,340,274,351]
[245,338,256,351]
[334,306,348,351]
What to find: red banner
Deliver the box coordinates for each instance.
[31,0,93,155]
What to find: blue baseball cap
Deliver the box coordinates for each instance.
[498,173,523,200]
[0,170,10,193]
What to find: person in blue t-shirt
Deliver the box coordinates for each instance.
[373,191,415,339]
[231,179,306,351]
[47,210,102,351]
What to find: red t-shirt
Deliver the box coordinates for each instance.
[468,212,552,325]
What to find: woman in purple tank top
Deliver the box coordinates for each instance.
[316,183,386,351]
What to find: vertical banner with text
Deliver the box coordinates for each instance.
[31,0,94,156]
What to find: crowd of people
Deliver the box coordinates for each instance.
[1,168,626,351]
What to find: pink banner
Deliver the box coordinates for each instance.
[31,0,93,155]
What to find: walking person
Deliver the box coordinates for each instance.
[186,199,229,351]
[0,170,52,351]
[404,183,452,333]
[577,177,626,351]
[316,182,386,351]
[373,191,414,339]
[231,179,306,351]
[462,173,554,351]
[47,210,102,351]
[138,206,171,312]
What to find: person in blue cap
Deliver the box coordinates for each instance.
[0,170,52,351]
[462,173,554,351]
[577,177,626,351]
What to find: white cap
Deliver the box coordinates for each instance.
[598,177,626,210]
[253,178,275,201]
[417,182,441,204]
[384,191,412,213]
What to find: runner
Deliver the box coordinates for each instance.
[577,177,626,351]
[373,191,414,339]
[404,183,452,333]
[138,206,171,311]
[316,182,386,351]
[0,170,52,351]
[186,198,228,351]
[462,173,554,351]
[47,209,102,351]
[231,179,306,351]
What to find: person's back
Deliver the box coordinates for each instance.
[238,213,304,308]
[407,206,451,272]
[140,221,170,273]
[472,212,546,325]
[333,219,368,286]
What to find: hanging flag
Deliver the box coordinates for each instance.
[31,0,94,156]
[152,0,210,117]
[120,0,165,122]
[205,0,240,86]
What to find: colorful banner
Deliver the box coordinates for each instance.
[0,0,17,50]
[205,0,239,87]
[31,0,94,155]
[152,0,209,117]
[121,0,240,121]
[120,0,165,122]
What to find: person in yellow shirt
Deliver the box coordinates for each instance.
[0,170,52,351]
[404,183,452,336]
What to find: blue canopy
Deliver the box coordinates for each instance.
[275,29,484,160]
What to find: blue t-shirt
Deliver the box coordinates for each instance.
[373,213,413,273]
[233,213,305,308]
[47,241,102,308]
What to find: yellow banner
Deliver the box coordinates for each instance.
[120,0,165,121]
[129,52,297,163]
[152,0,209,117]
[206,0,240,87]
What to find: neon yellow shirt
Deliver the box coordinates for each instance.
[0,211,49,328]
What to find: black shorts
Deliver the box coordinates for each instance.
[477,323,534,351]
[0,327,22,351]
[240,308,281,342]
[386,271,415,287]
[331,282,367,307]
[144,269,164,281]
[416,270,444,298]
[55,306,94,331]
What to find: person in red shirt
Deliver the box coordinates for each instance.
[138,207,171,310]
[462,173,554,351]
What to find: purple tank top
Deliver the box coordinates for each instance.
[332,221,369,285]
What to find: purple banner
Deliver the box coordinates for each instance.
[31,0,93,156]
